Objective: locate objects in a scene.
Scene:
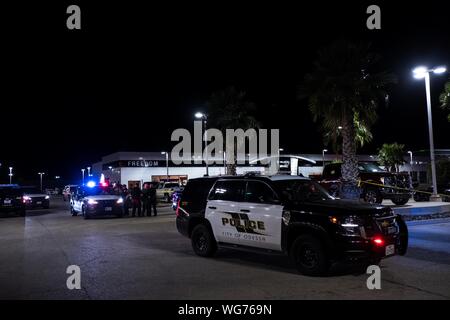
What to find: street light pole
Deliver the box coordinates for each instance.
[38,172,44,191]
[8,167,13,184]
[87,167,91,177]
[81,169,85,185]
[407,151,413,175]
[322,149,328,172]
[425,72,439,200]
[413,66,447,201]
[161,152,169,182]
[195,112,209,176]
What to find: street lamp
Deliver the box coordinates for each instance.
[161,151,169,182]
[322,149,328,171]
[413,65,447,201]
[8,167,13,184]
[407,151,413,174]
[38,172,44,191]
[81,168,85,185]
[87,167,91,177]
[195,112,209,176]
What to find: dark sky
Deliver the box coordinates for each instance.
[2,1,450,184]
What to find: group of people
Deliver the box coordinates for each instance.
[113,182,157,217]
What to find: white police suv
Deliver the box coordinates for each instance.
[176,174,408,276]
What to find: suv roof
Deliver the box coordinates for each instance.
[190,174,309,183]
[0,184,20,188]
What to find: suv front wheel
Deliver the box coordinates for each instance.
[290,234,329,276]
[191,224,217,257]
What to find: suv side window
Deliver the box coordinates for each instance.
[209,180,245,202]
[245,181,278,204]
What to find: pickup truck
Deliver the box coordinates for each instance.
[156,182,182,203]
[320,162,412,205]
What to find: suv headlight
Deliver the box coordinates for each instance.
[45,195,50,200]
[23,196,32,201]
[330,215,364,236]
[87,199,98,205]
[116,198,124,204]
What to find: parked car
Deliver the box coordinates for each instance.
[320,162,412,205]
[63,185,78,201]
[176,174,408,276]
[0,184,26,217]
[21,186,50,209]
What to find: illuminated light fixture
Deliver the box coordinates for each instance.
[413,66,428,79]
[433,66,447,74]
[116,198,124,204]
[330,216,338,224]
[341,223,359,228]
[195,112,205,119]
[86,181,96,188]
[87,199,98,205]
[373,237,384,246]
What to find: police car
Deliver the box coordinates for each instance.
[22,186,50,209]
[70,182,124,219]
[176,174,408,276]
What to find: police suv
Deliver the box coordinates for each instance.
[70,184,124,219]
[176,174,408,276]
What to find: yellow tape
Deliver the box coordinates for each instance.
[357,179,448,198]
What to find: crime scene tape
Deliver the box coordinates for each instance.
[357,179,449,199]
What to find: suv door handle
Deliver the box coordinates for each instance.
[240,209,251,213]
[208,206,217,210]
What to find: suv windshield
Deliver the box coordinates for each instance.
[0,187,22,197]
[358,162,386,173]
[164,183,179,188]
[22,188,42,194]
[273,179,333,203]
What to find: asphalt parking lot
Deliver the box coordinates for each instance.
[0,197,449,300]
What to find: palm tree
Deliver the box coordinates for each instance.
[323,113,373,159]
[299,40,396,198]
[207,87,259,175]
[378,143,406,172]
[440,80,450,121]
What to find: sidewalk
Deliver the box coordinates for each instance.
[382,199,450,218]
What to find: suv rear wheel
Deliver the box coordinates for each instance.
[290,234,328,276]
[391,197,409,206]
[191,224,217,257]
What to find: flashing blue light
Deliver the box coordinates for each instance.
[86,181,96,188]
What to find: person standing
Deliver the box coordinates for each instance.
[131,183,142,217]
[149,183,157,216]
[142,183,151,217]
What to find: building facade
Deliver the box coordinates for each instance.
[92,150,450,188]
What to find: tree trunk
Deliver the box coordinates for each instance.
[340,116,360,199]
[227,164,237,175]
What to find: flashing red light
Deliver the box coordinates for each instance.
[100,182,109,187]
[175,199,181,217]
[373,237,384,246]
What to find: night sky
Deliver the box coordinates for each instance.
[2,1,450,184]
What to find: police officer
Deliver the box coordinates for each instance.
[131,183,142,217]
[142,183,151,217]
[149,183,157,216]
